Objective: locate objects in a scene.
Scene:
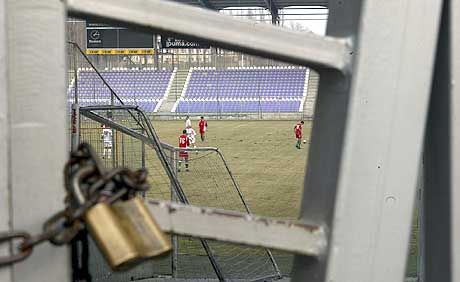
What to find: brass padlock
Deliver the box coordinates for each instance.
[73,179,171,270]
[86,197,171,270]
[111,197,171,258]
[84,202,139,270]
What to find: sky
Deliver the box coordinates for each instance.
[220,6,328,35]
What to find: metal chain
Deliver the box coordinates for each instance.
[0,143,149,267]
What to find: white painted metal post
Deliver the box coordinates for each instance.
[0,0,11,280]
[5,0,70,281]
[326,0,442,279]
[292,0,442,281]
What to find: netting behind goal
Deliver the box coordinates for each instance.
[79,113,173,282]
[162,146,281,280]
[78,108,281,282]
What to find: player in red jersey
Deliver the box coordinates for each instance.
[198,116,208,142]
[294,121,304,149]
[178,129,190,172]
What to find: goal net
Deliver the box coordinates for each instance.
[77,107,281,282]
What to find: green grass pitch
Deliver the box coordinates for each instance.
[150,119,418,277]
[152,119,309,219]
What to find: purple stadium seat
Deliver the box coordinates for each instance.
[67,69,172,112]
[176,68,307,113]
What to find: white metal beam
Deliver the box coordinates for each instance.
[292,0,443,281]
[147,200,327,256]
[6,0,70,281]
[66,0,350,72]
[323,0,442,281]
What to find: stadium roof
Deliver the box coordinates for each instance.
[173,0,327,10]
[172,0,327,23]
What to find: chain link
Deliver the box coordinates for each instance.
[0,143,150,267]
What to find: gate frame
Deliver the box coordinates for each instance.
[79,105,282,281]
[2,0,460,281]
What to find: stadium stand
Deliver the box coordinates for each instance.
[173,66,309,113]
[67,68,175,112]
[68,66,310,114]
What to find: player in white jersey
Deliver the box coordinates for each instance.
[185,125,197,150]
[101,124,113,159]
[185,115,192,129]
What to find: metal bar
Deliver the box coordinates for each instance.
[110,87,116,168]
[161,145,219,152]
[226,13,328,17]
[121,132,125,167]
[67,42,144,129]
[154,35,160,70]
[215,149,282,278]
[147,200,326,256]
[73,44,78,105]
[80,109,152,144]
[70,104,80,151]
[81,105,139,111]
[169,149,178,278]
[215,150,251,214]
[68,42,125,107]
[141,128,146,169]
[140,127,146,198]
[423,1,460,281]
[66,0,350,72]
[71,44,80,151]
[262,0,278,24]
[250,274,283,282]
[6,0,70,281]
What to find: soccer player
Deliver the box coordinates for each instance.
[185,115,191,128]
[185,125,197,150]
[101,124,113,158]
[178,129,190,172]
[198,116,208,142]
[294,121,304,149]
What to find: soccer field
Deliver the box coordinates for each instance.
[80,118,418,278]
[151,119,310,219]
[150,119,418,277]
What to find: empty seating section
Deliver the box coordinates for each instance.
[175,67,307,113]
[186,68,305,99]
[68,69,172,112]
[176,99,301,113]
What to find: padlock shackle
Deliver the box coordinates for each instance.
[71,165,96,205]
